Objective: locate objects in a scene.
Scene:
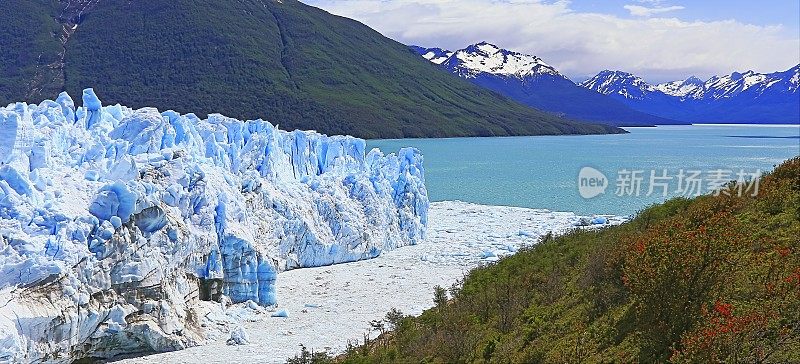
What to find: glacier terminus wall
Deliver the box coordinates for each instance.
[0,89,428,362]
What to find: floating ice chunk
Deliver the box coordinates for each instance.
[504,244,518,253]
[246,300,260,311]
[226,327,249,345]
[517,230,534,237]
[271,309,289,318]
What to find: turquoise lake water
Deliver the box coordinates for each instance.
[368,125,800,216]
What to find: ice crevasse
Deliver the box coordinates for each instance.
[0,89,428,361]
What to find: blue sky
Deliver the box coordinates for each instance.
[570,0,799,32]
[305,0,800,83]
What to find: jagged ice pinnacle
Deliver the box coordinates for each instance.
[0,89,428,361]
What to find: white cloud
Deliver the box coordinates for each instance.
[636,0,667,5]
[624,4,685,17]
[304,0,799,83]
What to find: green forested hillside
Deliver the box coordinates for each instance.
[335,157,800,363]
[0,0,63,102]
[0,0,622,139]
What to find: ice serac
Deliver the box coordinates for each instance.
[0,89,428,362]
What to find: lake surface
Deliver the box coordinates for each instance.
[368,124,800,215]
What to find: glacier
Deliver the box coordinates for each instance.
[0,89,428,362]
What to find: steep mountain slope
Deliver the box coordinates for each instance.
[0,1,63,103]
[0,0,621,139]
[413,42,684,127]
[337,157,800,363]
[581,66,800,123]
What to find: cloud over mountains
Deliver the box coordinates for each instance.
[307,0,799,82]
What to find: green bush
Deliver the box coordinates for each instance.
[338,157,800,363]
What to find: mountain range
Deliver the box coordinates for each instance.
[581,66,800,124]
[413,42,800,125]
[412,43,682,126]
[0,0,621,139]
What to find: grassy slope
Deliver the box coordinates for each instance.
[337,157,799,363]
[1,0,622,139]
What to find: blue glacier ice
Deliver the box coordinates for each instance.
[0,89,428,362]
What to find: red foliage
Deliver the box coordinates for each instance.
[712,301,733,318]
[672,305,772,362]
[784,268,800,286]
[633,239,646,254]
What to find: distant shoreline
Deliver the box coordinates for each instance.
[367,123,799,141]
[688,123,800,127]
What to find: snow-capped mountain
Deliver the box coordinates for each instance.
[409,45,453,65]
[699,66,800,100]
[581,65,800,123]
[580,70,659,101]
[440,42,564,80]
[654,76,705,99]
[412,42,683,126]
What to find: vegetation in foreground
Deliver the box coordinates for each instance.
[291,157,799,363]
